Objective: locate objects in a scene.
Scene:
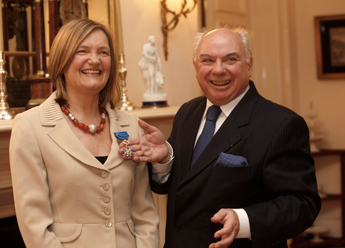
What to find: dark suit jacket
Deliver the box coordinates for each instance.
[151,81,321,248]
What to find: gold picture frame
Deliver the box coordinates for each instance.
[315,14,345,79]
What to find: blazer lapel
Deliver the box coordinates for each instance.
[179,81,259,186]
[40,95,105,170]
[103,107,131,170]
[40,93,129,171]
[180,115,242,186]
[179,99,207,176]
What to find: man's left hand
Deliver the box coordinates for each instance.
[209,208,240,248]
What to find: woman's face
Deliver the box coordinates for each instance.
[64,29,111,96]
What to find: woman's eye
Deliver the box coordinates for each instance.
[100,51,110,56]
[76,50,86,54]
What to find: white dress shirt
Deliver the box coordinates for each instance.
[152,85,251,239]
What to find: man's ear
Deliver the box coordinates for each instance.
[248,57,253,77]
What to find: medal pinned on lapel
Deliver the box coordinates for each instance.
[115,131,134,159]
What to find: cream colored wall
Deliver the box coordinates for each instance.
[113,0,202,108]
[293,0,345,150]
[292,0,345,238]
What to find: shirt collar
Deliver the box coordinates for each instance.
[205,84,250,118]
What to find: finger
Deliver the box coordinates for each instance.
[138,119,158,134]
[209,235,234,248]
[211,209,227,223]
[214,225,232,239]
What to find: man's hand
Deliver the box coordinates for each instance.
[209,208,240,248]
[118,119,170,163]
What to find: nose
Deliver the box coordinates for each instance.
[212,60,226,75]
[88,54,100,65]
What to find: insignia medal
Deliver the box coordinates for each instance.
[115,131,134,159]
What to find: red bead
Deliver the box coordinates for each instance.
[60,104,107,134]
[79,123,89,131]
[63,108,70,116]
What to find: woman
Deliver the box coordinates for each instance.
[9,19,159,248]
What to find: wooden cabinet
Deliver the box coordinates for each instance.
[291,150,345,247]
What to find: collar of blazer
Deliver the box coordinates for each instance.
[38,92,131,171]
[178,80,260,187]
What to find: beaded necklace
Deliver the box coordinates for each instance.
[61,105,106,134]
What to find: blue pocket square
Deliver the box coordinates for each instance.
[214,152,249,167]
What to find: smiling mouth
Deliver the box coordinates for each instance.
[211,80,230,86]
[81,70,101,75]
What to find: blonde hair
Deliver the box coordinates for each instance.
[49,19,120,108]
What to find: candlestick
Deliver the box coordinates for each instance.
[114,0,124,55]
[0,3,3,51]
[109,0,138,110]
[0,51,13,120]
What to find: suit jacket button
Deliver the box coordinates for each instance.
[174,224,181,231]
[103,196,111,203]
[102,183,110,191]
[104,208,111,216]
[101,171,109,178]
[105,220,113,228]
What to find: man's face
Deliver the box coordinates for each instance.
[193,29,253,106]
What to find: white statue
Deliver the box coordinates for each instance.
[139,35,167,107]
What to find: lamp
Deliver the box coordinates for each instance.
[160,0,197,60]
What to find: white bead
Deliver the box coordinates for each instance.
[68,113,75,121]
[89,124,97,134]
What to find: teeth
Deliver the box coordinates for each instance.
[211,81,230,86]
[82,70,101,75]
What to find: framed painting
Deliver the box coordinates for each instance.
[315,14,345,79]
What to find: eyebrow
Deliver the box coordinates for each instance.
[199,52,241,59]
[77,45,110,50]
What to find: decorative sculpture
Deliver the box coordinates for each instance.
[139,36,168,108]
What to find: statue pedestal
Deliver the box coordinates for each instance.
[142,93,168,108]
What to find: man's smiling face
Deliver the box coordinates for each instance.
[193,29,253,106]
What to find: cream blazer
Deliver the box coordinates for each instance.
[9,93,159,248]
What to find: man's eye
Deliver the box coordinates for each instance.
[202,59,213,63]
[225,57,238,63]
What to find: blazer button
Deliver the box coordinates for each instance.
[101,171,109,178]
[102,183,110,191]
[103,196,111,203]
[104,208,111,216]
[174,224,181,231]
[105,220,113,228]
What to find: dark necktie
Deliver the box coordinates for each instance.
[191,105,221,167]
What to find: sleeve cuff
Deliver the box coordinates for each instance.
[233,208,251,239]
[151,141,174,184]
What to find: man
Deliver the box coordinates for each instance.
[120,27,321,248]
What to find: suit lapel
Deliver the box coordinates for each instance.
[179,81,259,187]
[104,107,131,170]
[180,115,241,186]
[40,93,129,171]
[180,99,206,175]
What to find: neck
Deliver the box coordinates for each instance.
[67,91,101,114]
